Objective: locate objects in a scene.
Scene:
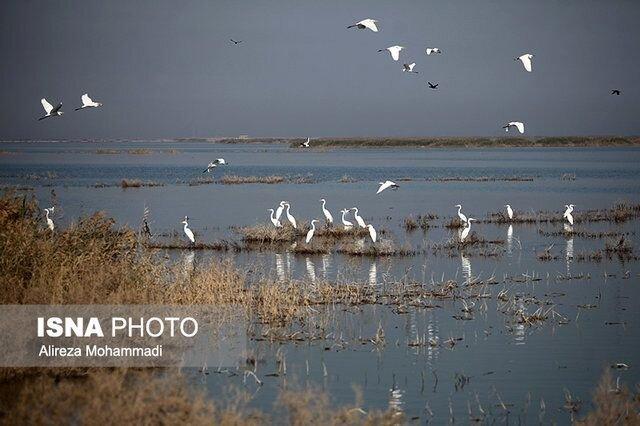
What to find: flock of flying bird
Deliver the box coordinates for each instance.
[36,16,592,243]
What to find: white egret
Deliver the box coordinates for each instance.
[563,204,575,225]
[300,138,310,148]
[44,208,54,231]
[460,218,476,242]
[402,63,418,73]
[367,224,377,243]
[275,201,286,221]
[378,45,404,61]
[182,216,195,244]
[505,204,514,220]
[455,204,468,224]
[39,98,63,121]
[74,93,102,111]
[268,209,282,227]
[503,121,525,134]
[377,180,399,194]
[347,18,379,32]
[340,209,353,229]
[284,203,297,229]
[426,47,441,55]
[515,53,533,72]
[203,158,227,173]
[351,207,366,228]
[306,219,319,243]
[320,198,333,223]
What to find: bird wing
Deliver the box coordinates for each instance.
[361,20,378,32]
[369,226,377,242]
[51,103,63,114]
[377,181,392,194]
[390,48,400,61]
[82,93,93,106]
[519,55,532,72]
[41,98,53,114]
[514,122,525,133]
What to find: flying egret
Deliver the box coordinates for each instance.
[427,82,439,89]
[275,201,286,221]
[367,224,377,243]
[460,218,476,242]
[563,204,575,226]
[268,209,282,227]
[284,203,297,228]
[74,93,102,111]
[402,63,418,73]
[503,121,525,134]
[182,216,195,244]
[203,158,227,173]
[377,180,399,194]
[426,48,441,55]
[378,45,404,61]
[347,18,379,32]
[320,198,334,224]
[39,98,63,121]
[230,38,243,45]
[611,89,621,96]
[505,204,514,220]
[300,138,310,148]
[515,53,534,72]
[44,208,54,231]
[455,204,468,224]
[351,207,366,228]
[340,209,353,229]
[306,220,319,243]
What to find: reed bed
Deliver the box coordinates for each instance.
[484,202,640,224]
[426,175,535,182]
[120,179,164,188]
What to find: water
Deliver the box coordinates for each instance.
[2,140,639,422]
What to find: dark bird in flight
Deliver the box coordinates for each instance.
[611,89,621,95]
[427,82,439,89]
[230,39,243,45]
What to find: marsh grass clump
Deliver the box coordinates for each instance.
[604,236,634,259]
[239,224,301,243]
[120,179,164,188]
[95,149,121,154]
[127,148,153,155]
[338,175,357,183]
[404,213,437,231]
[337,239,414,257]
[577,370,640,425]
[445,217,465,229]
[220,175,286,184]
[188,176,215,186]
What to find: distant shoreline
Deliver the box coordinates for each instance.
[176,136,640,148]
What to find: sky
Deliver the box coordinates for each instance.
[0,0,639,140]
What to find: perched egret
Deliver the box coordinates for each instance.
[284,203,297,228]
[203,158,227,173]
[347,18,379,32]
[427,82,439,89]
[268,209,282,227]
[455,204,468,224]
[320,198,334,223]
[505,204,514,220]
[300,138,310,148]
[377,180,399,194]
[39,98,63,121]
[378,45,404,61]
[351,207,367,228]
[74,93,102,111]
[503,121,525,134]
[402,63,418,73]
[611,89,621,96]
[340,209,354,229]
[306,220,319,243]
[367,224,377,243]
[275,201,286,221]
[182,216,195,244]
[460,218,476,242]
[563,204,575,226]
[426,47,441,55]
[515,53,534,72]
[44,208,54,231]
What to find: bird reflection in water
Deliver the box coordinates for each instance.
[461,253,472,285]
[305,257,316,284]
[368,261,378,286]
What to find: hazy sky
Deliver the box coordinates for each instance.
[1,0,639,139]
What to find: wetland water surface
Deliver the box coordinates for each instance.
[2,140,639,423]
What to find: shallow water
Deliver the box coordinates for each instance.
[2,140,639,422]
